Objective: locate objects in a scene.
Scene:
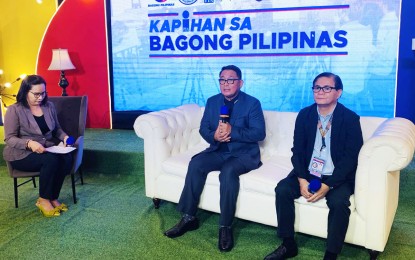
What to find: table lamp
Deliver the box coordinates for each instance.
[48,49,75,96]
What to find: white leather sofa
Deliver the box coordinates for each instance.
[134,104,415,256]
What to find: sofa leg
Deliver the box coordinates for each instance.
[153,198,161,209]
[368,249,379,260]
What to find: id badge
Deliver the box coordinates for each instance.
[309,157,326,178]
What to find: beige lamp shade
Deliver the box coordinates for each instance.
[48,49,75,71]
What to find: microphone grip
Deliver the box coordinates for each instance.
[308,179,322,194]
[66,136,75,147]
[220,115,229,123]
[220,105,229,123]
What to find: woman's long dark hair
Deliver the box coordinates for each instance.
[16,75,48,108]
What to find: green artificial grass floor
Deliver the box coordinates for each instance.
[83,129,144,152]
[0,128,414,259]
[1,165,415,259]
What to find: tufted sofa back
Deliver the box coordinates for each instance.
[135,104,386,162]
[152,105,299,160]
[259,113,386,161]
[259,111,297,161]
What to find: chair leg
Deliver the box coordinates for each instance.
[79,167,84,185]
[13,178,19,208]
[71,173,77,204]
[32,177,37,188]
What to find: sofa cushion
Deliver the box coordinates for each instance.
[295,195,356,211]
[162,152,192,178]
[241,155,292,196]
[161,137,356,213]
[161,144,206,178]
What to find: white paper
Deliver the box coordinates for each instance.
[45,146,76,154]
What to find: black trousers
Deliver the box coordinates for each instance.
[11,152,73,200]
[275,172,353,254]
[177,151,247,227]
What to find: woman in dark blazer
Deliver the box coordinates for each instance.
[3,75,73,217]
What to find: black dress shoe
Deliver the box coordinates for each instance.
[163,217,199,238]
[264,244,298,260]
[218,227,234,252]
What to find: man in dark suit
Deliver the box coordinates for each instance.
[164,65,266,252]
[264,72,363,260]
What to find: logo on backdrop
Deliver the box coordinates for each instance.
[149,0,174,7]
[179,0,198,5]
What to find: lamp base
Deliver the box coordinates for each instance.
[60,87,68,96]
[58,70,69,96]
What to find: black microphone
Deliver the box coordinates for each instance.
[220,105,229,123]
[308,178,322,194]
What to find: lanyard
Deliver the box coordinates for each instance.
[317,114,333,152]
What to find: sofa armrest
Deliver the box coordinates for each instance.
[354,117,415,251]
[133,104,203,197]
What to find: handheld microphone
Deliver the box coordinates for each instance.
[66,136,75,147]
[220,105,229,123]
[308,179,322,194]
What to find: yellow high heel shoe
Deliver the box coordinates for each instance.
[54,203,68,212]
[35,200,60,217]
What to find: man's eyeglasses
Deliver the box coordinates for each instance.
[312,86,337,93]
[30,91,47,98]
[219,79,240,85]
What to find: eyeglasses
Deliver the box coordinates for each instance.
[30,91,47,98]
[312,86,336,93]
[219,79,240,85]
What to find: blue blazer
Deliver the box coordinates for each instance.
[291,103,363,188]
[199,91,266,171]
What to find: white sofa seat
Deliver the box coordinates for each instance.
[134,104,415,254]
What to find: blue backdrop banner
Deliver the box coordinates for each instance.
[110,0,400,118]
